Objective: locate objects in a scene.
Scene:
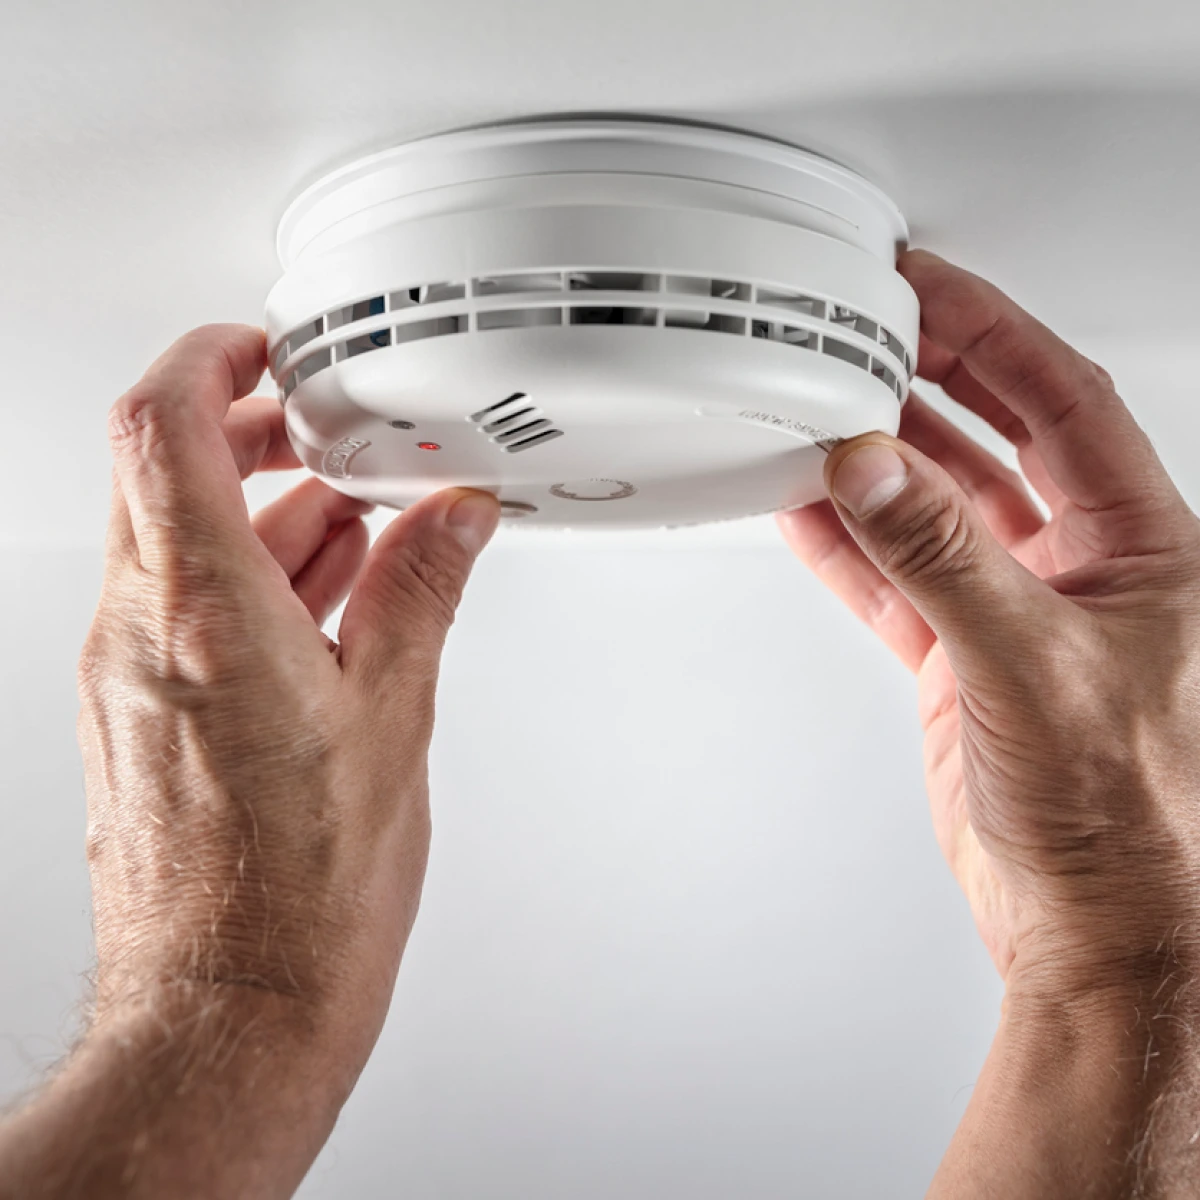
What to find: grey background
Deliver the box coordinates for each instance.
[3,0,1199,1195]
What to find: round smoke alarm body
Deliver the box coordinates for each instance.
[265,117,918,529]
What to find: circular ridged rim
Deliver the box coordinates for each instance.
[276,114,909,269]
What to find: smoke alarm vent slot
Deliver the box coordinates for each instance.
[757,288,825,320]
[392,316,463,344]
[340,330,391,359]
[328,296,386,332]
[709,279,751,302]
[829,305,878,340]
[668,310,745,334]
[783,326,817,348]
[482,407,538,432]
[287,318,324,358]
[470,393,529,422]
[494,419,553,444]
[506,429,564,453]
[393,281,466,308]
[479,308,563,331]
[475,273,564,297]
[469,391,563,452]
[871,359,898,393]
[293,348,330,385]
[569,272,658,292]
[823,338,871,370]
[752,322,818,349]
[711,313,747,335]
[570,306,655,326]
[878,329,904,362]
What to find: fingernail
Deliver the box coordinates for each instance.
[444,491,500,554]
[832,444,909,518]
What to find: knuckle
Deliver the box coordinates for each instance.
[982,317,1061,403]
[76,628,113,702]
[108,386,173,455]
[860,583,904,637]
[381,542,465,636]
[1087,357,1116,391]
[876,495,977,585]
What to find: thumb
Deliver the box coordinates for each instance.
[338,488,500,684]
[824,434,1050,673]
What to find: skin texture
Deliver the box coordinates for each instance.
[780,250,1200,1196]
[1,251,1199,1197]
[0,326,501,1198]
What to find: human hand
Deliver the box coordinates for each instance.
[779,252,1200,1194]
[34,324,499,1196]
[781,250,1200,996]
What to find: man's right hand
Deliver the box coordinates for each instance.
[780,250,1200,1197]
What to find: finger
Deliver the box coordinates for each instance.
[338,489,500,700]
[784,400,1051,661]
[252,477,374,580]
[222,396,302,479]
[915,332,1070,515]
[900,250,1176,519]
[778,501,935,671]
[913,332,1031,448]
[824,432,1071,686]
[108,324,267,571]
[899,394,1044,549]
[291,518,370,627]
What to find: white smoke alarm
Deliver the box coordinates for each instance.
[265,117,918,529]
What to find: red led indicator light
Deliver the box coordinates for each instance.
[417,442,441,451]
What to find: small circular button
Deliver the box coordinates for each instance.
[388,419,415,430]
[549,479,638,501]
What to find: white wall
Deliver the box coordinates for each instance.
[0,541,1000,1198]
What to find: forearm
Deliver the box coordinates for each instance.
[931,986,1200,1199]
[0,983,352,1200]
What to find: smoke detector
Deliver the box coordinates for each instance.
[265,117,918,529]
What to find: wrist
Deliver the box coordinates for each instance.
[4,980,354,1200]
[89,974,360,1116]
[931,968,1200,1199]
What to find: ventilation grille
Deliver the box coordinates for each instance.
[274,270,914,404]
[468,392,564,454]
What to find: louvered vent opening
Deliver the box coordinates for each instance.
[476,273,567,297]
[567,272,658,326]
[752,322,818,349]
[469,392,564,454]
[275,270,914,403]
[569,271,657,291]
[570,307,656,326]
[823,339,871,371]
[478,309,562,331]
[830,305,878,341]
[872,361,899,393]
[394,316,465,343]
[392,282,466,307]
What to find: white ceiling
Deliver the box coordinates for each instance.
[3,0,1200,545]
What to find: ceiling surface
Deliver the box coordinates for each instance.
[2,3,1199,1198]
